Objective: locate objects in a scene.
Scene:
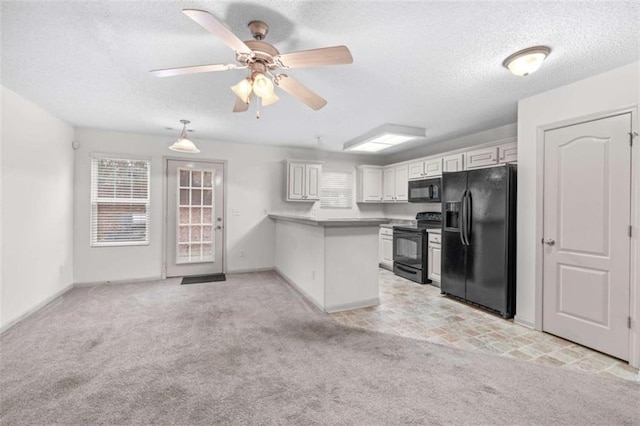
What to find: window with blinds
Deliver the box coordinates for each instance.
[320,170,354,209]
[91,157,150,246]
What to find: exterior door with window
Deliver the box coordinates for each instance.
[542,113,631,360]
[166,160,224,277]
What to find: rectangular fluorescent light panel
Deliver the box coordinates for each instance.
[343,124,426,153]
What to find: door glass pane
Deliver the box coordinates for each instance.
[176,167,215,264]
[203,172,212,188]
[192,171,202,187]
[179,170,190,187]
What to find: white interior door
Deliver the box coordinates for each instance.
[166,160,224,277]
[543,113,631,360]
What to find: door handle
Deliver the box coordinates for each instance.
[464,191,472,246]
[543,239,555,246]
[216,225,222,230]
[459,190,467,246]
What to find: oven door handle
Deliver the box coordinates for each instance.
[395,264,417,274]
[460,190,467,246]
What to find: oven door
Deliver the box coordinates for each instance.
[393,229,424,268]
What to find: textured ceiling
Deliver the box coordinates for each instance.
[2,1,639,154]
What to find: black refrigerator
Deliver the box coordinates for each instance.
[441,164,516,318]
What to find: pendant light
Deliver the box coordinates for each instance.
[503,46,551,76]
[169,119,200,153]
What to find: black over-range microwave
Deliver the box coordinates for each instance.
[408,178,441,203]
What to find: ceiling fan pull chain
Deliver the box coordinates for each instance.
[256,97,261,119]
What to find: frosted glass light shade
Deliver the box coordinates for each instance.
[231,78,253,102]
[503,46,551,76]
[169,137,200,153]
[261,93,279,106]
[252,73,275,98]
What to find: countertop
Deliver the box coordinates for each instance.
[269,214,390,227]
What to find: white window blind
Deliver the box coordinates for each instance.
[320,170,353,209]
[91,157,150,246]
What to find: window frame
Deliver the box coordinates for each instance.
[90,154,151,247]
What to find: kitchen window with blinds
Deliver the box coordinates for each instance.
[320,170,354,209]
[91,156,150,246]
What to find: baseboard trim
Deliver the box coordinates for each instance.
[514,316,535,329]
[325,298,380,313]
[0,283,74,334]
[226,267,275,274]
[73,276,163,287]
[273,267,325,312]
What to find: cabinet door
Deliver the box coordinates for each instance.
[432,246,441,282]
[288,162,306,200]
[381,236,394,267]
[465,146,499,169]
[498,142,518,163]
[363,168,383,202]
[443,153,465,172]
[305,164,322,200]
[382,167,396,202]
[408,161,425,180]
[394,165,408,201]
[424,158,443,177]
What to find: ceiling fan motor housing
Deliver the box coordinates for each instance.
[248,20,269,40]
[239,40,280,66]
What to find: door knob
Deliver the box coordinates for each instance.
[543,239,555,246]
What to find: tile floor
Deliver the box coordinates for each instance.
[331,269,640,382]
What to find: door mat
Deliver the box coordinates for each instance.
[181,274,226,285]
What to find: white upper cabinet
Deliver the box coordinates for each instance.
[356,166,383,203]
[285,161,322,202]
[408,157,442,180]
[465,146,499,170]
[382,165,408,202]
[394,165,408,201]
[498,141,518,163]
[443,153,465,172]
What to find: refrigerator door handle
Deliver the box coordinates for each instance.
[460,190,468,246]
[465,191,472,245]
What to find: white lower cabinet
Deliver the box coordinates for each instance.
[379,227,394,269]
[427,233,441,283]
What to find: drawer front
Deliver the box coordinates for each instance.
[428,233,441,244]
[380,227,393,237]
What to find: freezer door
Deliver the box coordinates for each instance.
[465,166,510,315]
[441,171,467,299]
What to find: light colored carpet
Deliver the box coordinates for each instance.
[1,271,638,425]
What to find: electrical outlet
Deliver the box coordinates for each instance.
[311,270,316,280]
[232,208,240,216]
[240,249,246,258]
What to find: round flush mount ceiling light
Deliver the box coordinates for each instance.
[503,46,551,76]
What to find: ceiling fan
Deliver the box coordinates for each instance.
[150,9,353,115]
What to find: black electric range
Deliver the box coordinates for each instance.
[392,212,442,284]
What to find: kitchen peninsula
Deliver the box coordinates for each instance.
[269,214,388,312]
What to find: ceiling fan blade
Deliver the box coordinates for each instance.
[182,9,253,55]
[232,94,250,113]
[275,75,327,110]
[276,46,353,69]
[150,63,239,78]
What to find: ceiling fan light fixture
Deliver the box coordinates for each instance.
[343,124,426,154]
[231,78,253,103]
[503,46,551,76]
[261,92,279,106]
[169,120,200,153]
[252,73,275,98]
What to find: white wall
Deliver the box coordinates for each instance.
[1,87,75,330]
[517,61,640,329]
[73,128,385,283]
